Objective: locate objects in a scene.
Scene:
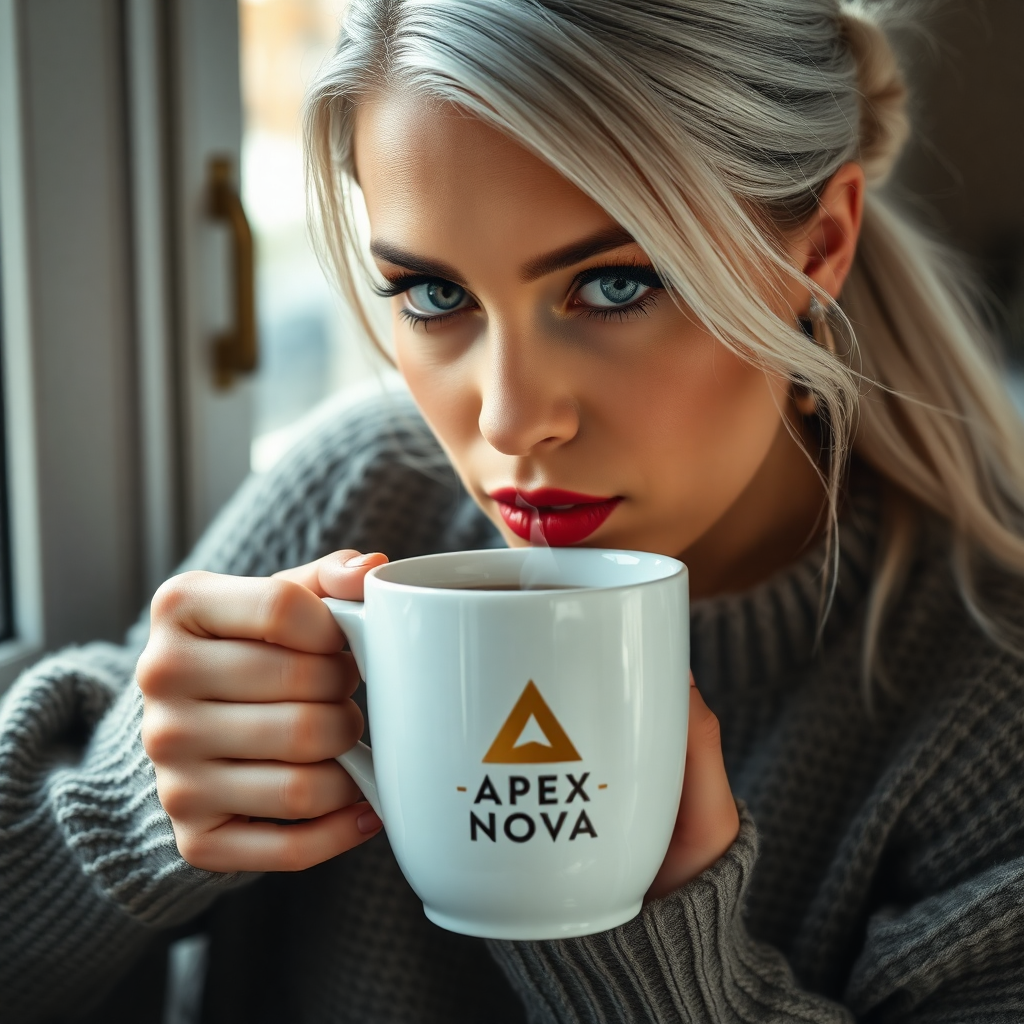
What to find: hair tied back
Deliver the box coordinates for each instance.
[839,2,910,185]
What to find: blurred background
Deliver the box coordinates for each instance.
[894,0,1024,372]
[239,0,381,472]
[0,0,1021,678]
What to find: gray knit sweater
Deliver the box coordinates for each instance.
[2,392,1024,1023]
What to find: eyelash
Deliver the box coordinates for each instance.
[373,262,665,331]
[577,293,658,322]
[397,307,463,330]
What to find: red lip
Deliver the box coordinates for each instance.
[488,488,622,546]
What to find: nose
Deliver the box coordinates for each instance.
[476,328,579,457]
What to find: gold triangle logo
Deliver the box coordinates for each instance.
[483,681,582,764]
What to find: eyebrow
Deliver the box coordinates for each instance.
[368,241,467,286]
[368,225,638,287]
[519,225,636,281]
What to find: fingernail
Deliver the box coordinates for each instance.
[357,809,383,833]
[344,552,382,568]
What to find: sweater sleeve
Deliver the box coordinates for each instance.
[0,391,496,1023]
[0,643,250,1023]
[489,805,855,1023]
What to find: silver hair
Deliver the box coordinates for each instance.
[304,0,1024,704]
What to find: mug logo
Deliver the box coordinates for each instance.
[483,681,581,764]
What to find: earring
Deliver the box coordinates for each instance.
[793,295,835,416]
[805,295,837,354]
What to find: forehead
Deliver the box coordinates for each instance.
[353,91,616,258]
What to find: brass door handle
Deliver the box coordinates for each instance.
[208,156,258,388]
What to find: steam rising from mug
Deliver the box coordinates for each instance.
[516,492,559,589]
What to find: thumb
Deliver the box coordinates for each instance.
[273,550,389,600]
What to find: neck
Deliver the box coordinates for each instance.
[681,414,829,600]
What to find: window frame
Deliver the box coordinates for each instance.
[0,0,45,690]
[0,0,254,697]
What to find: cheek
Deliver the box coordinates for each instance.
[393,321,480,455]
[601,331,785,523]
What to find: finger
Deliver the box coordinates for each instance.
[174,802,384,873]
[157,759,363,823]
[274,550,389,600]
[140,633,360,703]
[144,698,364,764]
[152,571,345,654]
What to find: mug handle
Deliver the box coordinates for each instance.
[322,598,381,819]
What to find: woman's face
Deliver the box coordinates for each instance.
[354,94,828,595]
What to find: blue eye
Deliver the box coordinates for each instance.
[405,281,469,315]
[575,274,652,309]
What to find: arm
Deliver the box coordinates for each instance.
[489,661,1024,1023]
[491,805,854,1023]
[0,392,486,1021]
[493,815,1024,1024]
[489,676,847,1022]
[0,643,246,1022]
[486,675,850,1024]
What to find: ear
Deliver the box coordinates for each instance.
[791,162,865,303]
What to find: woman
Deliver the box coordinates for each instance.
[3,1,1024,1021]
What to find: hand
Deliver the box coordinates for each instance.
[647,674,740,900]
[138,549,389,873]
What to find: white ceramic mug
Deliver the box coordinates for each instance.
[326,547,689,940]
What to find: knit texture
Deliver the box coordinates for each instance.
[2,390,1023,1023]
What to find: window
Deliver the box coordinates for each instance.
[0,0,143,690]
[239,0,385,473]
[0,233,12,643]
